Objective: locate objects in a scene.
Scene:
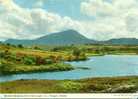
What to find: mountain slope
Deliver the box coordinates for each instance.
[4,30,138,45]
[103,38,138,45]
[5,30,94,45]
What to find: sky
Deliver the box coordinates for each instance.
[0,0,138,41]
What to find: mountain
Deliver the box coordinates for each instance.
[5,39,33,45]
[5,30,95,45]
[103,38,138,45]
[4,30,138,45]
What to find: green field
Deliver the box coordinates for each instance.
[0,43,138,75]
[0,43,138,93]
[0,76,138,93]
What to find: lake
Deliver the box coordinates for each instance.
[0,55,138,82]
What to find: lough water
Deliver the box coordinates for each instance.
[0,55,138,82]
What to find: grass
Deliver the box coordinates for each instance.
[0,63,74,75]
[0,44,138,93]
[0,76,138,93]
[0,43,138,75]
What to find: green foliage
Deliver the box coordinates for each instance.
[59,81,83,92]
[24,56,36,65]
[0,51,4,58]
[0,76,137,93]
[33,46,41,50]
[72,48,87,61]
[6,43,11,46]
[0,62,74,75]
[72,48,81,57]
[0,60,14,75]
[51,45,75,52]
[17,44,24,48]
[45,58,53,64]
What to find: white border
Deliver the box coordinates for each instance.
[0,93,138,99]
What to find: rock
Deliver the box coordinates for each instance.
[111,85,136,93]
[76,67,91,70]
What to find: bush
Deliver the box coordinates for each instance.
[24,56,36,65]
[45,58,53,64]
[72,48,81,57]
[18,44,24,48]
[34,46,41,50]
[72,48,87,61]
[0,60,14,75]
[35,56,46,65]
[0,51,5,58]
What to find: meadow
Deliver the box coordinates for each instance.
[0,43,138,75]
[0,43,138,93]
[0,76,138,93]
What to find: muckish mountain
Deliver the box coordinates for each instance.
[103,38,138,45]
[4,30,138,45]
[5,30,95,45]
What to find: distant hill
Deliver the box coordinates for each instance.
[5,39,33,45]
[4,30,138,45]
[5,30,95,45]
[103,38,138,45]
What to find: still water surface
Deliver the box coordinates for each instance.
[0,55,138,82]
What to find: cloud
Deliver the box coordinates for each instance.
[0,0,83,40]
[81,0,138,40]
[33,0,46,8]
[0,0,138,41]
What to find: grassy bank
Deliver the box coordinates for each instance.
[0,62,74,75]
[0,43,138,75]
[0,76,138,93]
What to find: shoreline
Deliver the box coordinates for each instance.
[0,54,138,79]
[0,63,74,76]
[0,76,138,93]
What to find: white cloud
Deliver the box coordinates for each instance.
[33,0,46,8]
[81,0,138,40]
[0,0,138,41]
[0,0,83,40]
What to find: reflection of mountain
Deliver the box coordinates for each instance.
[5,30,138,45]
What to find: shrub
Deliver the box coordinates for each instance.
[45,58,53,64]
[72,48,87,60]
[35,56,45,65]
[72,48,81,58]
[0,51,5,58]
[0,60,14,75]
[18,44,24,48]
[2,50,12,60]
[34,46,41,50]
[49,55,57,63]
[24,56,36,65]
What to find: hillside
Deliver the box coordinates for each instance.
[4,30,138,45]
[103,38,138,45]
[5,30,95,45]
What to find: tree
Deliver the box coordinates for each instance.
[3,49,11,59]
[6,43,11,46]
[35,56,45,65]
[0,51,5,58]
[49,55,57,63]
[24,56,35,65]
[18,44,24,48]
[72,48,81,59]
[34,46,40,50]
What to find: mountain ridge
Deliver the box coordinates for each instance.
[4,30,138,45]
[5,30,96,45]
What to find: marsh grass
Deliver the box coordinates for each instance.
[0,76,137,93]
[0,62,74,75]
